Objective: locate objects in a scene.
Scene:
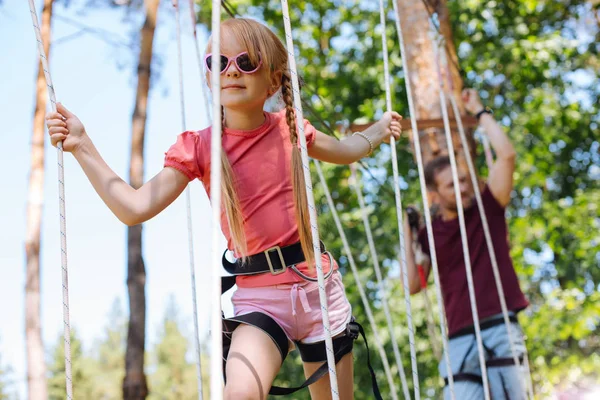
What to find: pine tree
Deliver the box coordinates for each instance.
[0,354,11,399]
[90,299,127,399]
[147,297,198,400]
[47,329,97,400]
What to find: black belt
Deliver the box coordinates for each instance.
[449,315,519,339]
[222,241,326,276]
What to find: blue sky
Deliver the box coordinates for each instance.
[0,1,232,396]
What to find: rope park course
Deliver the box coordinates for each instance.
[28,0,547,398]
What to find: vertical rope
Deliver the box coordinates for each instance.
[315,161,399,400]
[279,1,338,397]
[27,1,73,398]
[188,0,212,122]
[479,132,494,170]
[433,33,491,400]
[209,1,224,399]
[377,1,420,397]
[349,164,410,400]
[389,0,456,396]
[173,1,204,398]
[420,282,442,361]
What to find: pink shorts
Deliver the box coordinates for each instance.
[232,271,352,344]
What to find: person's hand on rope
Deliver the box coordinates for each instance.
[406,206,421,232]
[462,89,484,115]
[376,111,403,144]
[46,103,89,153]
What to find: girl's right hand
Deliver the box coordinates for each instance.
[45,103,88,153]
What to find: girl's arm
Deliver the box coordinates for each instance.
[308,111,402,164]
[47,103,189,226]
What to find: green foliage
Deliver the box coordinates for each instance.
[0,351,12,400]
[48,329,99,400]
[147,296,201,400]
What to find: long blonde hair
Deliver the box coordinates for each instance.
[209,18,314,267]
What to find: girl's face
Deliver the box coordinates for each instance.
[207,31,280,112]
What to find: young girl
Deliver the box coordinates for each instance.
[46,18,402,400]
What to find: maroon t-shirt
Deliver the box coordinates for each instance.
[418,186,529,336]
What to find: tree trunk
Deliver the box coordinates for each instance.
[397,0,470,167]
[25,1,53,399]
[123,0,160,398]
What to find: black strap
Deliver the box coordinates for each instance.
[222,241,326,276]
[450,315,519,339]
[222,312,290,364]
[268,321,382,399]
[487,356,523,368]
[444,372,483,386]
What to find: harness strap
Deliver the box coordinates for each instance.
[222,310,382,399]
[269,321,382,399]
[449,315,518,339]
[444,372,483,386]
[487,356,524,368]
[222,241,326,276]
[443,355,524,387]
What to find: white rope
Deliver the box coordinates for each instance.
[420,283,442,361]
[479,132,494,170]
[209,1,223,398]
[315,161,399,400]
[279,1,339,397]
[389,0,456,396]
[27,1,73,398]
[523,342,535,398]
[433,34,491,400]
[173,1,204,398]
[377,1,420,397]
[188,0,212,123]
[349,164,410,400]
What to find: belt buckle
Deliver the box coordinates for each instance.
[265,246,286,275]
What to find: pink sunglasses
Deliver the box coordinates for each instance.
[204,52,263,74]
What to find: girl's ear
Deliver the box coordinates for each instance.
[268,70,283,96]
[206,72,212,90]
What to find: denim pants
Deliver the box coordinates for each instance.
[439,313,528,400]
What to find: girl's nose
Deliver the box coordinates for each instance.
[225,62,240,78]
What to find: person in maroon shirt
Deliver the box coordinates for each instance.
[404,89,529,399]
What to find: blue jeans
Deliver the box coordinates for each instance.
[439,313,528,400]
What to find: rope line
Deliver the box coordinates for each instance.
[315,161,399,400]
[433,33,491,400]
[349,164,410,400]
[209,1,224,398]
[27,1,73,398]
[389,0,456,396]
[280,1,338,397]
[173,1,204,398]
[377,1,420,398]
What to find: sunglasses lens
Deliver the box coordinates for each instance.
[236,53,259,72]
[206,55,229,73]
[220,55,229,72]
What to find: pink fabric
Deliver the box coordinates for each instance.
[164,109,326,287]
[232,271,352,344]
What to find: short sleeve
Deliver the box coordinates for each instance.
[164,131,203,181]
[482,184,505,216]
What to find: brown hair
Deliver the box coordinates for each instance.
[424,156,451,190]
[208,18,314,267]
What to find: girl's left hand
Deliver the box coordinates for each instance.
[378,111,403,144]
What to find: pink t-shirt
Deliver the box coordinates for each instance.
[164,109,337,288]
